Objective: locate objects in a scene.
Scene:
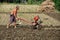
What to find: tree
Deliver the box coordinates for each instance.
[28,0,32,4]
[53,0,60,11]
[0,0,3,3]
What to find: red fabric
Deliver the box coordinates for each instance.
[34,16,39,21]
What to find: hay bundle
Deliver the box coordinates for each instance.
[38,0,55,13]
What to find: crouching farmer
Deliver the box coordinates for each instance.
[32,15,42,29]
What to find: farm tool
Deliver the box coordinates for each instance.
[17,17,42,29]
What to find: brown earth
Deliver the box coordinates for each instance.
[0,25,60,40]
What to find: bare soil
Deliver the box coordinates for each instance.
[0,25,60,40]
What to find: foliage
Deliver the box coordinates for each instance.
[53,0,60,11]
[0,0,44,4]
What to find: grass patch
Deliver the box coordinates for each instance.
[0,4,39,12]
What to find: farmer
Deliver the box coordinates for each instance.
[32,15,41,29]
[7,6,19,28]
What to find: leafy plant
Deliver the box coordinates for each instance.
[53,0,60,11]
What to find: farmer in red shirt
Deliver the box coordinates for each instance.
[34,15,39,22]
[7,6,19,28]
[32,15,40,26]
[32,15,42,29]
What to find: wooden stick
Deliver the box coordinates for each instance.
[17,17,32,24]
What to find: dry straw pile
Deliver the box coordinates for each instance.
[38,0,55,13]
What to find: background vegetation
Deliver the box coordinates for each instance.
[0,0,44,4]
[0,0,60,11]
[53,0,60,11]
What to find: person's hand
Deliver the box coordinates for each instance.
[16,18,17,19]
[16,17,19,20]
[32,22,36,25]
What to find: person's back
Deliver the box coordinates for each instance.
[34,15,39,22]
[10,7,18,17]
[11,9,17,14]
